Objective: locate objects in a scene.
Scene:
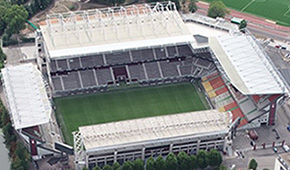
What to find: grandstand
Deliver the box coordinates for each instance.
[29,1,289,169]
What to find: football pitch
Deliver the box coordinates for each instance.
[202,0,290,26]
[55,82,208,144]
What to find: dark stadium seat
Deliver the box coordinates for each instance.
[80,55,104,68]
[131,49,155,61]
[68,58,81,70]
[57,59,69,70]
[154,47,167,59]
[50,60,58,72]
[128,64,147,80]
[79,70,97,87]
[105,52,131,65]
[52,76,63,91]
[95,68,113,85]
[166,46,178,57]
[195,58,212,68]
[144,62,162,79]
[62,71,82,90]
[159,61,180,77]
[177,45,193,56]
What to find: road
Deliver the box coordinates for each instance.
[196,1,290,42]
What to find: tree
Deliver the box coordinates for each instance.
[133,159,144,170]
[82,168,89,170]
[177,151,191,170]
[122,161,133,170]
[208,149,222,167]
[197,150,208,169]
[92,166,101,170]
[102,164,113,170]
[188,0,197,13]
[2,5,28,38]
[146,157,155,170]
[248,159,258,170]
[165,153,178,170]
[112,162,121,170]
[154,156,166,170]
[189,155,198,170]
[207,1,229,18]
[219,164,227,170]
[239,20,247,30]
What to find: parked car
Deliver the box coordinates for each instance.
[283,145,290,152]
[287,126,290,131]
[273,147,278,153]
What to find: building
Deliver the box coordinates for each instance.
[73,110,234,169]
[275,153,290,170]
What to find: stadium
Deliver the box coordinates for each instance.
[1,1,289,169]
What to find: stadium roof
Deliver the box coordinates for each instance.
[79,110,230,151]
[40,2,193,59]
[209,34,287,95]
[1,63,51,129]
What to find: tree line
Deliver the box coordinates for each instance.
[79,149,223,170]
[0,100,31,170]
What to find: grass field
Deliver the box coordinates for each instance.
[55,83,208,144]
[202,0,290,26]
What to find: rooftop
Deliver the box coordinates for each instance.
[79,110,230,151]
[1,63,51,129]
[40,2,193,59]
[209,34,286,95]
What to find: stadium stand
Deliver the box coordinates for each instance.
[105,52,131,65]
[68,58,81,70]
[96,68,113,85]
[128,64,147,81]
[144,62,162,79]
[159,60,180,77]
[62,71,82,90]
[79,70,97,87]
[131,49,155,62]
[154,47,167,59]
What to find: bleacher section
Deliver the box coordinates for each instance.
[49,44,216,94]
[202,72,248,127]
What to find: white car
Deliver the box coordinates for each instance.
[283,145,290,152]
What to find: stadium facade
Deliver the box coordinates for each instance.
[1,1,289,169]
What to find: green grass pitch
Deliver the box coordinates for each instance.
[202,0,290,26]
[54,82,208,145]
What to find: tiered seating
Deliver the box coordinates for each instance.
[180,65,192,75]
[209,77,225,89]
[80,55,104,68]
[50,44,217,92]
[96,68,113,85]
[154,47,167,59]
[160,61,179,77]
[105,52,131,65]
[131,49,155,61]
[79,70,97,87]
[128,64,146,80]
[166,46,178,57]
[68,58,81,69]
[145,62,161,79]
[195,58,212,68]
[215,87,228,95]
[52,76,63,91]
[50,60,58,72]
[268,94,281,102]
[57,59,69,70]
[62,72,82,90]
[177,45,193,56]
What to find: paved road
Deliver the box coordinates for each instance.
[196,1,290,42]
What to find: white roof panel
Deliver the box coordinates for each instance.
[1,63,51,129]
[79,110,230,150]
[209,34,286,95]
[40,3,194,58]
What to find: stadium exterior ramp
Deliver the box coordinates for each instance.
[73,110,233,169]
